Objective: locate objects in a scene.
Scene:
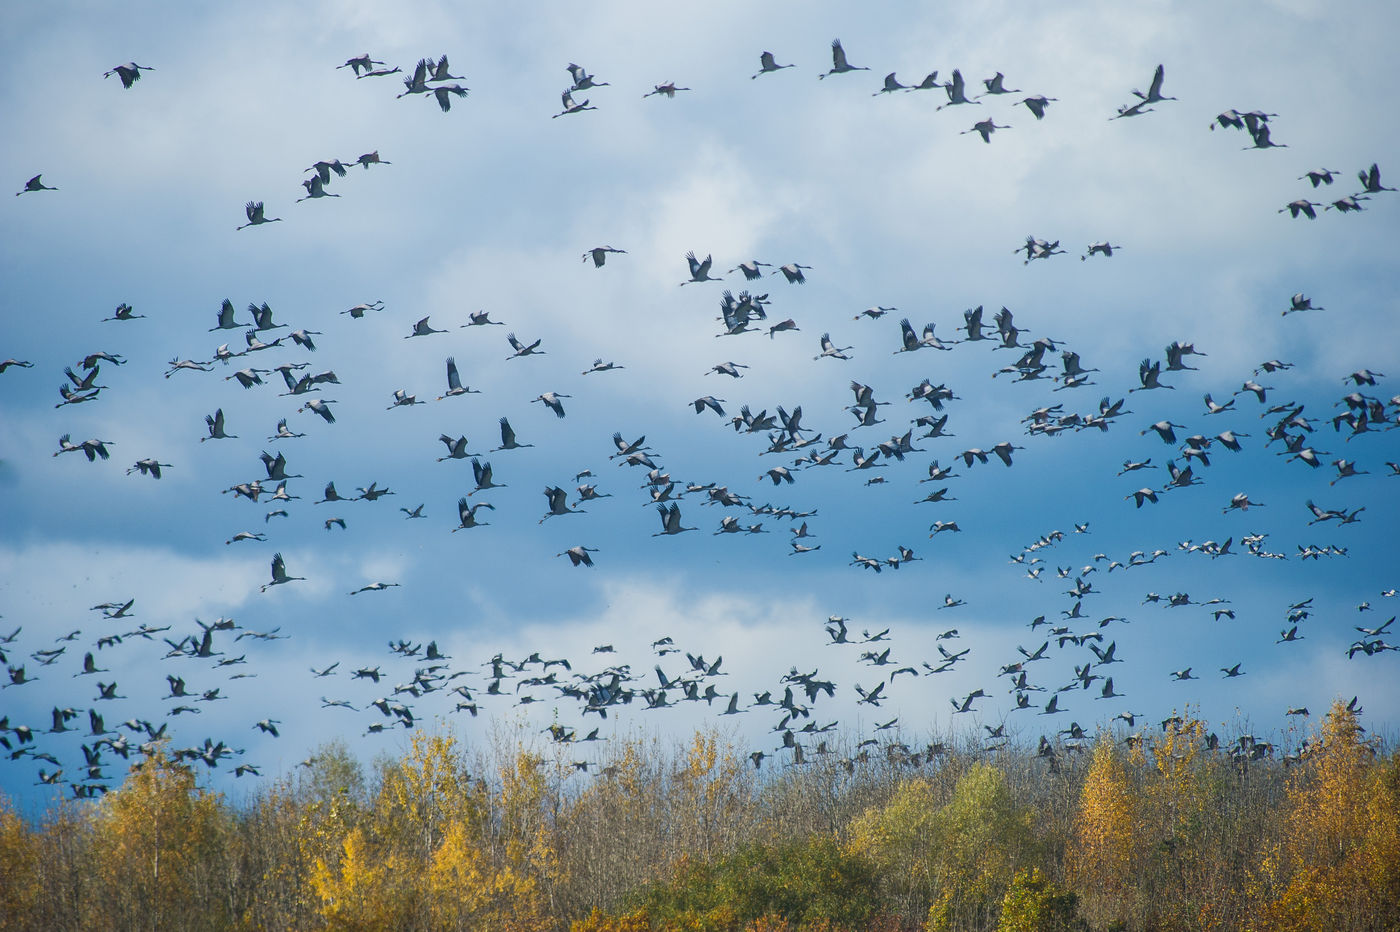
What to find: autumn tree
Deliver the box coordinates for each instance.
[847,763,1037,929]
[0,797,41,925]
[555,737,667,914]
[87,749,234,932]
[310,730,477,929]
[308,728,562,931]
[1253,700,1400,931]
[925,762,1037,930]
[845,777,940,916]
[1069,735,1136,927]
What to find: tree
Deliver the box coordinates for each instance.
[0,797,41,921]
[926,763,1037,931]
[847,763,1036,929]
[1254,700,1400,931]
[1069,736,1136,926]
[88,749,234,932]
[846,778,940,915]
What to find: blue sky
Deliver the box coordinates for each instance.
[1,0,1398,807]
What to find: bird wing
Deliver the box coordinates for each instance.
[831,40,848,69]
[1149,64,1165,99]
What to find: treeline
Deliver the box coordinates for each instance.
[0,700,1396,931]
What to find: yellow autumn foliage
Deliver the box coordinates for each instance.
[305,728,564,931]
[87,749,233,932]
[1252,700,1400,932]
[0,798,40,921]
[847,763,1033,930]
[845,777,939,908]
[1142,713,1209,845]
[674,729,756,862]
[1069,735,1135,925]
[310,826,408,932]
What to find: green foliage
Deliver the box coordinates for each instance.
[996,868,1084,932]
[849,763,1036,928]
[934,762,1036,900]
[633,834,883,931]
[845,777,940,911]
[299,737,367,805]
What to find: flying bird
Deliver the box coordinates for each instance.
[260,553,304,592]
[557,546,599,567]
[961,118,1010,143]
[681,252,722,285]
[819,40,869,79]
[553,89,596,118]
[1130,64,1175,104]
[643,82,690,99]
[16,175,57,196]
[237,201,282,230]
[583,246,626,267]
[752,52,794,79]
[337,54,384,76]
[104,62,154,88]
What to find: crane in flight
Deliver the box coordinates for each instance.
[553,90,596,118]
[937,70,981,110]
[336,54,384,76]
[16,174,57,196]
[557,546,599,567]
[104,62,154,88]
[437,357,480,400]
[583,246,626,267]
[260,553,304,593]
[653,503,696,536]
[297,175,339,202]
[1357,163,1395,194]
[818,40,869,80]
[681,251,722,285]
[752,51,794,79]
[961,118,1010,144]
[643,82,690,99]
[873,73,909,95]
[427,84,468,112]
[1131,64,1175,104]
[237,201,281,230]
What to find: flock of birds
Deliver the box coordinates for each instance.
[3,38,1398,797]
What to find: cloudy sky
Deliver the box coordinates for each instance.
[2,0,1398,806]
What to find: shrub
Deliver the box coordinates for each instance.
[997,868,1084,932]
[634,834,883,931]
